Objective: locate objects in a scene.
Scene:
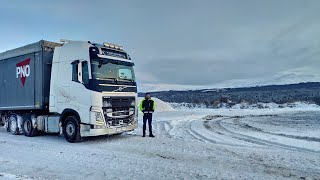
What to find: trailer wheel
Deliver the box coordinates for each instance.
[0,116,4,127]
[22,116,37,137]
[63,116,81,143]
[9,115,19,135]
[4,117,10,132]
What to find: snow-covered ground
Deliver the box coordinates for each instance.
[0,99,320,180]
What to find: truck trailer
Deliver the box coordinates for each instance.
[0,39,138,142]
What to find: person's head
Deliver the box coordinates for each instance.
[145,93,151,99]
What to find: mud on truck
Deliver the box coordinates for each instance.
[0,40,138,142]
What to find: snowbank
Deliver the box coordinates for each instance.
[138,97,175,112]
[171,101,320,111]
[0,173,32,180]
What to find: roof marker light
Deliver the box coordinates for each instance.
[60,39,71,43]
[103,42,123,50]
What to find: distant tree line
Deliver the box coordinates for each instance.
[139,82,320,107]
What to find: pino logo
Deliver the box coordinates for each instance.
[16,58,31,86]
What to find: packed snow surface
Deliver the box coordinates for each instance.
[0,100,320,180]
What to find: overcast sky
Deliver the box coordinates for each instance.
[1,0,319,91]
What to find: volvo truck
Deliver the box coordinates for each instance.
[0,40,138,142]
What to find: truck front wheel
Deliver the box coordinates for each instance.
[63,116,81,143]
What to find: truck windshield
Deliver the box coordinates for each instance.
[91,59,136,82]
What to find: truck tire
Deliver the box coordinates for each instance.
[0,117,4,127]
[22,116,38,137]
[8,115,19,135]
[63,116,82,143]
[5,117,10,132]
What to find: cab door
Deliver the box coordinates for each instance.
[69,60,91,124]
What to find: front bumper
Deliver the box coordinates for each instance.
[84,94,138,137]
[80,122,138,137]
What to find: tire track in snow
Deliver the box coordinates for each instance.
[188,117,269,147]
[201,118,269,146]
[215,118,320,153]
[156,114,200,142]
[156,121,173,138]
[154,112,320,153]
[233,118,320,142]
[170,114,320,153]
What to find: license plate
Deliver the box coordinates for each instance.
[116,128,121,132]
[121,127,127,131]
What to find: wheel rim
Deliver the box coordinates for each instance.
[10,118,17,132]
[24,120,32,134]
[66,122,75,137]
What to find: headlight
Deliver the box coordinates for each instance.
[90,107,105,126]
[95,112,104,122]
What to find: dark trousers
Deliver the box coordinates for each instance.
[143,113,153,135]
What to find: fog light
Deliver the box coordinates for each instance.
[93,125,104,129]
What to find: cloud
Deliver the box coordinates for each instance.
[0,0,320,91]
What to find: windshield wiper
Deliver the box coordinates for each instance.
[97,77,118,83]
[119,78,134,82]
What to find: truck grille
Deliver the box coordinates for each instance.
[111,98,131,107]
[106,115,134,126]
[112,110,130,116]
[102,97,135,126]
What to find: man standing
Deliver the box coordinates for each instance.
[139,93,156,137]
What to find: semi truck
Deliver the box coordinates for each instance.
[0,39,138,142]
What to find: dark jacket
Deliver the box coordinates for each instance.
[139,98,156,113]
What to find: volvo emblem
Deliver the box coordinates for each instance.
[113,86,128,92]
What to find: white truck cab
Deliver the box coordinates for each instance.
[0,39,138,143]
[50,40,138,142]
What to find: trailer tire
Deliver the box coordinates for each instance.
[0,116,4,127]
[8,115,19,135]
[5,118,10,132]
[63,116,82,143]
[22,116,37,137]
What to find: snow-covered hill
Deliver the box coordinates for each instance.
[139,74,320,92]
[138,97,175,112]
